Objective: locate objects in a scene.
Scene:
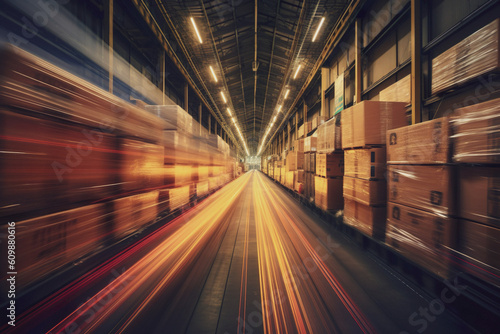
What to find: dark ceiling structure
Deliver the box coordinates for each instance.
[137,0,351,156]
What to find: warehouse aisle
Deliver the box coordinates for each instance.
[6,171,473,334]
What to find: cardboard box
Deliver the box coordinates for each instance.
[317,115,342,153]
[295,139,305,152]
[452,97,500,164]
[304,172,316,201]
[343,199,386,239]
[169,185,191,210]
[379,75,411,103]
[0,203,107,289]
[316,153,344,178]
[458,219,500,286]
[343,177,387,206]
[298,124,305,139]
[312,116,327,130]
[341,106,354,149]
[286,152,298,171]
[387,118,450,164]
[295,170,305,184]
[304,152,317,173]
[304,135,318,152]
[386,202,456,279]
[459,166,500,228]
[342,101,407,148]
[315,176,343,211]
[146,105,193,133]
[388,165,455,216]
[432,19,500,95]
[344,147,386,180]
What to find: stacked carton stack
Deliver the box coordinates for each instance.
[342,101,407,240]
[451,98,500,286]
[386,118,456,279]
[293,139,305,193]
[303,134,317,202]
[316,114,344,211]
[146,105,196,212]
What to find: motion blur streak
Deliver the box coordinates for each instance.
[49,173,252,333]
[253,172,375,334]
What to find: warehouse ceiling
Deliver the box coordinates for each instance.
[139,0,350,155]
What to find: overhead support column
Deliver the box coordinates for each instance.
[355,18,362,104]
[321,68,329,117]
[303,101,307,130]
[208,114,211,134]
[198,103,202,136]
[160,50,166,104]
[411,0,422,124]
[104,0,113,94]
[184,83,189,112]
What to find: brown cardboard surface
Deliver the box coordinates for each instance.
[386,202,456,279]
[314,176,343,211]
[304,136,318,152]
[432,19,500,95]
[388,165,455,216]
[295,139,305,152]
[341,106,354,149]
[317,115,342,153]
[286,152,297,171]
[344,147,386,180]
[379,75,411,103]
[295,170,305,184]
[352,101,407,148]
[316,153,344,178]
[452,97,500,164]
[387,118,450,164]
[458,219,500,285]
[459,166,500,228]
[344,199,386,239]
[343,177,387,206]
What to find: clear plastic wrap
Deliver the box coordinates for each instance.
[0,46,166,144]
[432,19,500,95]
[387,117,450,164]
[343,199,386,239]
[317,115,342,153]
[0,203,108,290]
[304,132,318,152]
[314,176,343,211]
[458,166,500,227]
[169,185,191,210]
[342,101,407,149]
[388,165,455,216]
[457,219,500,287]
[145,105,192,133]
[343,177,386,206]
[344,147,386,180]
[451,97,500,164]
[379,75,411,103]
[386,202,456,279]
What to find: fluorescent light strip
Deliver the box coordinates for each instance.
[221,91,227,103]
[209,66,218,82]
[277,105,282,113]
[312,17,325,42]
[284,89,290,99]
[227,108,232,116]
[190,17,203,44]
[294,65,302,79]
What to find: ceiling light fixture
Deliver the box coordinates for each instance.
[227,108,232,116]
[221,91,227,103]
[209,66,218,82]
[284,89,290,99]
[277,105,282,113]
[312,17,326,42]
[190,17,203,44]
[293,65,302,79]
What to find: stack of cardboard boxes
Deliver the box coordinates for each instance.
[292,139,305,193]
[315,116,344,211]
[386,117,455,279]
[304,134,317,202]
[342,101,407,239]
[452,98,500,285]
